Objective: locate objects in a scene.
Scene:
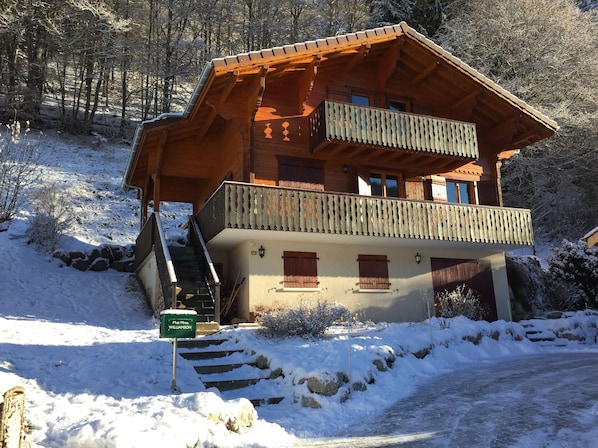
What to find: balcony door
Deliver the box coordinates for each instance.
[431,258,498,321]
[278,156,325,191]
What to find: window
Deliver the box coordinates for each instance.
[283,251,318,288]
[446,181,473,204]
[370,173,402,198]
[358,254,390,290]
[351,93,372,106]
[388,100,408,112]
[278,156,325,191]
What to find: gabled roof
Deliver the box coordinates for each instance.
[124,22,557,192]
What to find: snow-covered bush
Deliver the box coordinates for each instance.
[435,284,487,321]
[547,239,598,310]
[27,184,72,252]
[0,121,40,228]
[258,299,350,338]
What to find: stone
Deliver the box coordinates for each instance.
[71,257,91,271]
[111,259,135,273]
[256,355,269,369]
[306,372,345,396]
[207,399,256,433]
[301,395,322,409]
[373,358,387,372]
[88,248,103,261]
[69,250,86,260]
[351,381,367,392]
[546,311,563,319]
[90,258,110,271]
[52,250,72,266]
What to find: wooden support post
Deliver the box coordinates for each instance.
[0,386,26,448]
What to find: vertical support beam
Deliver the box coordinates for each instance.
[152,174,161,213]
[248,66,268,181]
[0,386,26,448]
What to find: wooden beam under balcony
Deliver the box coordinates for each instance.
[196,182,534,247]
[308,101,479,162]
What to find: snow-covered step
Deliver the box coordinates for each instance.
[221,377,287,406]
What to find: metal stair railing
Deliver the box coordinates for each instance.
[189,215,221,324]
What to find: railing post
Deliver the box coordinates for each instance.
[0,386,26,448]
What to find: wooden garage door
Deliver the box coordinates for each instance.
[431,258,498,321]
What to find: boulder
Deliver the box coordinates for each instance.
[71,257,91,271]
[90,258,110,272]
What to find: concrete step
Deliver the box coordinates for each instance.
[180,349,245,360]
[194,361,258,374]
[177,329,286,406]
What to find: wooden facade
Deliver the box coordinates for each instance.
[124,23,557,323]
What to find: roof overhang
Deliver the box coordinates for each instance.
[123,22,557,196]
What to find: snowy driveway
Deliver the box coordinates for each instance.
[296,352,598,447]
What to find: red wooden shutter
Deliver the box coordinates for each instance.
[284,251,318,288]
[358,254,390,289]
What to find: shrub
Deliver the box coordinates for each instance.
[258,299,350,338]
[0,121,40,227]
[435,284,487,321]
[27,184,72,252]
[546,239,598,310]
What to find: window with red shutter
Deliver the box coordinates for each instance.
[283,251,318,288]
[358,254,390,289]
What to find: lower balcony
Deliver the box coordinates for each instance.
[196,182,534,247]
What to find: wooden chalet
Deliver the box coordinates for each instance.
[124,23,557,324]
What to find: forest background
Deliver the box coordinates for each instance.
[0,0,596,243]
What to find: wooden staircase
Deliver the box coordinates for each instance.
[178,332,286,407]
[169,246,216,323]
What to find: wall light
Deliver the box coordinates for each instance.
[258,245,265,258]
[415,252,422,264]
[342,163,349,174]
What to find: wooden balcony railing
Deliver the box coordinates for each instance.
[308,100,479,159]
[197,182,534,247]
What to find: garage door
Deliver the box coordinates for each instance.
[431,258,498,321]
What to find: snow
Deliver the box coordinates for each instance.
[1,130,597,447]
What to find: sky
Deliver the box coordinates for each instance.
[1,129,597,447]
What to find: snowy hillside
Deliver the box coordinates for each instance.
[1,130,597,447]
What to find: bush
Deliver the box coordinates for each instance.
[258,300,350,338]
[27,184,72,252]
[546,239,598,310]
[0,121,40,227]
[435,284,487,321]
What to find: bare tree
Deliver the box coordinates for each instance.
[437,0,598,241]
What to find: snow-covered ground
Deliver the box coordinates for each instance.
[1,130,597,447]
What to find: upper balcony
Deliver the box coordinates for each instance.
[196,182,534,248]
[308,101,479,165]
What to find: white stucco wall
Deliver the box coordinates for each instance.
[219,239,512,323]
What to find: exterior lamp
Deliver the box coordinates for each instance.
[342,163,349,174]
[415,252,422,264]
[258,245,265,258]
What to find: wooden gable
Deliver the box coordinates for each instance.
[123,22,557,215]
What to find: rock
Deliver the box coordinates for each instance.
[207,398,256,433]
[373,358,387,372]
[306,372,346,396]
[111,259,135,272]
[88,248,103,261]
[69,250,86,261]
[90,257,110,271]
[256,355,269,369]
[546,311,563,319]
[351,381,367,392]
[52,250,72,266]
[301,395,322,409]
[71,257,91,271]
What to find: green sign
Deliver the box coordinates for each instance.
[160,311,197,338]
